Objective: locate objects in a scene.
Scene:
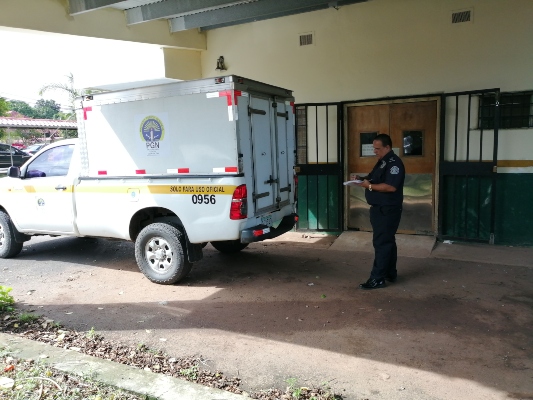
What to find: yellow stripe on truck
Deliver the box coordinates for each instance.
[17,186,74,193]
[74,185,237,195]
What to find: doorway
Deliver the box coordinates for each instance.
[345,99,438,234]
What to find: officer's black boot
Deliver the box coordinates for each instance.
[359,278,386,290]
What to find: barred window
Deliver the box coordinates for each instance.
[296,106,307,164]
[479,92,533,129]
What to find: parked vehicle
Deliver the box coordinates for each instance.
[0,144,31,169]
[24,143,49,155]
[11,142,26,150]
[0,75,298,285]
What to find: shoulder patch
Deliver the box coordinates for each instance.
[390,166,400,175]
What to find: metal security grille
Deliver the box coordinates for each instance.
[439,88,500,243]
[479,92,533,129]
[295,103,343,232]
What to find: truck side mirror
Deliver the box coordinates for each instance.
[8,166,20,178]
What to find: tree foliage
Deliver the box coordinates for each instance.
[0,97,8,140]
[7,100,35,118]
[33,99,61,119]
[0,97,9,117]
[3,97,77,143]
[8,99,64,120]
[1,74,85,142]
[39,72,81,120]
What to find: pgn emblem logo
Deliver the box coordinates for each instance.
[140,116,165,152]
[37,198,45,207]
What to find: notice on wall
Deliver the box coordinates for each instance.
[361,144,374,157]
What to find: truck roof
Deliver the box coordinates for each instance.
[75,75,294,108]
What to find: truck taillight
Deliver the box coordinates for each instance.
[230,184,247,220]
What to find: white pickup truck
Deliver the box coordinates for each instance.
[0,76,298,284]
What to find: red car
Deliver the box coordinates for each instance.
[11,142,26,150]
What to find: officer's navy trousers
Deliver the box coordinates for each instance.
[369,205,403,280]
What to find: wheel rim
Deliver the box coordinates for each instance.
[0,223,5,249]
[145,236,174,274]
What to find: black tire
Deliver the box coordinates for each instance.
[210,240,249,254]
[0,211,23,258]
[134,223,192,285]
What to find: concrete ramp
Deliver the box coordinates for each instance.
[430,241,533,267]
[329,231,436,258]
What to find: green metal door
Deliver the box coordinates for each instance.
[439,89,500,243]
[295,103,343,232]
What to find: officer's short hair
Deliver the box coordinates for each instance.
[375,133,392,148]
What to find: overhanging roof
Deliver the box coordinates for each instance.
[69,0,368,32]
[0,118,78,130]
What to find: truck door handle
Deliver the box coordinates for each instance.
[264,175,278,185]
[248,107,266,116]
[55,185,67,191]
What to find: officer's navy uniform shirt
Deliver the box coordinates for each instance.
[365,150,405,206]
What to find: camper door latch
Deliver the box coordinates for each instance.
[265,175,279,185]
[253,192,269,200]
[277,111,289,120]
[249,107,266,116]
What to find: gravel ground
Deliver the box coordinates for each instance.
[1,308,342,400]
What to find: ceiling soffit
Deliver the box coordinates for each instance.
[69,0,368,32]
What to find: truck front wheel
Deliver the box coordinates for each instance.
[210,240,249,254]
[0,211,23,258]
[135,223,192,285]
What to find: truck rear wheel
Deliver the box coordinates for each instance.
[135,223,192,285]
[0,211,23,258]
[210,240,249,254]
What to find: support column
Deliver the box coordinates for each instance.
[163,48,202,81]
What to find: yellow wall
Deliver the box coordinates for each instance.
[163,48,202,81]
[201,0,533,103]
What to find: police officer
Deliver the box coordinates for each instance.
[355,133,405,290]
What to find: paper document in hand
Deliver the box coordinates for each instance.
[343,179,363,186]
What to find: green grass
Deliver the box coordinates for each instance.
[17,312,39,324]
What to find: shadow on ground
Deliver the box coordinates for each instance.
[3,235,533,399]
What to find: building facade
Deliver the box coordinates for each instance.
[201,0,533,246]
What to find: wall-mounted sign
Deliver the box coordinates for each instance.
[362,144,374,157]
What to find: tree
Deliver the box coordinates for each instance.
[39,72,81,120]
[33,99,61,120]
[7,100,35,118]
[0,97,9,117]
[0,97,9,140]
